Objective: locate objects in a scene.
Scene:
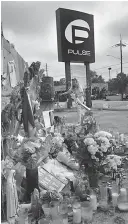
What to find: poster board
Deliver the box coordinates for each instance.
[43,111,51,128]
[42,110,54,129]
[38,166,65,192]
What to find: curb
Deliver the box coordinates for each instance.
[54,108,77,113]
[54,107,128,113]
[98,108,128,111]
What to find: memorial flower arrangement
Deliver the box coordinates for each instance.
[1,82,24,137]
[13,138,42,169]
[63,133,78,154]
[74,130,122,174]
[48,134,64,158]
[52,134,64,147]
[80,110,97,135]
[102,154,122,172]
[70,129,124,188]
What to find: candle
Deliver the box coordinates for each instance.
[120,188,127,202]
[120,134,124,144]
[73,202,81,224]
[115,132,120,142]
[107,186,112,203]
[112,193,118,206]
[125,142,128,148]
[120,188,127,196]
[90,194,97,211]
[116,173,120,186]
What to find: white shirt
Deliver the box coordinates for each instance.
[69,85,84,103]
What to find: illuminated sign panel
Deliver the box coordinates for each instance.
[56,8,95,63]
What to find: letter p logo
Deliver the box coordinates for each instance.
[65,19,90,44]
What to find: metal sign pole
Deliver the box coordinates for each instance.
[84,62,92,108]
[65,61,72,108]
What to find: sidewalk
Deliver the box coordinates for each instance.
[92,100,128,110]
[54,100,128,112]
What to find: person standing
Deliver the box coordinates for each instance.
[60,78,90,124]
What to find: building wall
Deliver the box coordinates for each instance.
[1,35,27,110]
[2,36,27,85]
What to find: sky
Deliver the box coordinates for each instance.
[1,1,128,87]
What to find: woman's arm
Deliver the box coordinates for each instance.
[75,97,91,111]
[60,88,72,96]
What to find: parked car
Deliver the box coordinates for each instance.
[91,95,97,100]
[123,94,128,100]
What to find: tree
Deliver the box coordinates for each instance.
[60,78,66,85]
[108,78,119,94]
[116,73,128,100]
[108,73,128,100]
[54,81,60,86]
[90,70,105,83]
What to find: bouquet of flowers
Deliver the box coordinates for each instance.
[49,134,64,158]
[75,131,116,173]
[13,138,42,169]
[102,154,122,172]
[63,133,78,154]
[2,156,14,178]
[80,111,97,135]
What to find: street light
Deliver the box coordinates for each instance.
[108,67,112,80]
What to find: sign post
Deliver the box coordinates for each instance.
[84,62,92,108]
[56,8,95,108]
[65,61,72,108]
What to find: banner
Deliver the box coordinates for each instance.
[8,60,17,88]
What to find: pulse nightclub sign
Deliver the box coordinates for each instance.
[56,8,95,63]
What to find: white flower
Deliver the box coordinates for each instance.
[17,134,24,143]
[86,134,93,138]
[97,137,110,145]
[110,138,116,146]
[112,163,117,171]
[52,136,64,147]
[100,151,103,156]
[84,138,95,146]
[116,159,121,166]
[54,133,62,137]
[114,155,122,166]
[96,158,99,162]
[33,100,40,110]
[88,145,98,155]
[92,141,97,146]
[4,156,14,170]
[100,145,108,152]
[71,93,76,100]
[91,155,96,159]
[94,131,112,139]
[105,154,122,170]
